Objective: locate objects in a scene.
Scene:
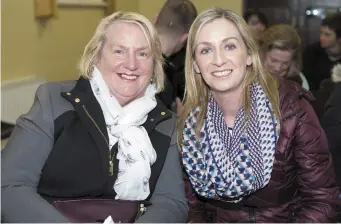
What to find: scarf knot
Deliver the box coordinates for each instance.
[90,66,157,200]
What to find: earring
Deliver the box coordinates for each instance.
[150,78,154,84]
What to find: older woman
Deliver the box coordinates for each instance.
[1,11,187,223]
[179,8,339,222]
[259,24,309,90]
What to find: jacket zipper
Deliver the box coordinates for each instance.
[82,105,116,176]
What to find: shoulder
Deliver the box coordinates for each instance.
[278,79,314,120]
[155,111,177,144]
[35,80,77,118]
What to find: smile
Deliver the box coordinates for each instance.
[118,73,138,80]
[212,69,233,77]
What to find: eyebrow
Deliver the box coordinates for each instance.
[112,44,150,51]
[196,37,239,47]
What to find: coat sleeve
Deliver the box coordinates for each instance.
[1,84,70,223]
[135,124,188,223]
[292,97,339,222]
[184,173,209,223]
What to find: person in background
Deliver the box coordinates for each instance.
[259,24,309,90]
[1,11,188,223]
[178,7,339,223]
[303,12,341,92]
[322,63,341,197]
[155,0,197,110]
[244,10,268,42]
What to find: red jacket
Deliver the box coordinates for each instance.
[185,80,339,222]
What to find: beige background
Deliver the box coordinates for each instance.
[1,0,242,82]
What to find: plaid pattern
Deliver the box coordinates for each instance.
[182,82,279,202]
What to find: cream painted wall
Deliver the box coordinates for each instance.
[1,0,243,82]
[1,0,104,81]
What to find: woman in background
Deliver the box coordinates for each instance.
[244,10,268,42]
[259,24,309,90]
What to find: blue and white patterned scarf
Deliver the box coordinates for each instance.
[182,82,279,202]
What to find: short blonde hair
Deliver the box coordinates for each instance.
[259,24,302,78]
[177,8,280,146]
[78,11,165,93]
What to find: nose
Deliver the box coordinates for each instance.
[273,63,281,72]
[212,49,226,67]
[123,53,138,71]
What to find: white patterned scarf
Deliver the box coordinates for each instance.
[90,66,157,200]
[182,82,279,202]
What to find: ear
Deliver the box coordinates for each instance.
[152,14,159,25]
[179,33,189,46]
[246,54,252,66]
[193,60,200,74]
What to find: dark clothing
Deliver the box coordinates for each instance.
[1,77,188,223]
[302,42,341,91]
[322,82,341,188]
[311,78,335,120]
[185,80,339,223]
[157,47,186,109]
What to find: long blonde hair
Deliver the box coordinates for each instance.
[259,24,302,79]
[177,8,280,147]
[78,11,165,93]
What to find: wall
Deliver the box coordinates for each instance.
[1,0,243,82]
[1,0,104,82]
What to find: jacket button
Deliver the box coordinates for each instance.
[161,112,166,115]
[75,98,80,103]
[66,92,71,95]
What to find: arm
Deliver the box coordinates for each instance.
[1,84,70,223]
[135,134,188,223]
[322,83,341,187]
[292,98,339,222]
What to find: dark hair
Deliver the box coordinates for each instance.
[321,12,341,38]
[244,10,269,28]
[155,0,197,35]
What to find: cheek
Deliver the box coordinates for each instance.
[140,59,154,77]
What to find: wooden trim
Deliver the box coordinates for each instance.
[57,0,108,8]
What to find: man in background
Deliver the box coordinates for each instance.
[155,0,197,110]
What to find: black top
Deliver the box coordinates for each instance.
[302,42,341,91]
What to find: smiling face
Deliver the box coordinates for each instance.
[193,18,252,96]
[96,21,154,106]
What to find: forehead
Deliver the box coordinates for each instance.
[320,26,336,35]
[105,21,150,47]
[267,48,293,62]
[248,15,260,22]
[196,18,243,43]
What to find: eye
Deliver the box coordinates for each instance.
[225,44,236,51]
[200,48,212,54]
[138,52,149,58]
[113,49,124,55]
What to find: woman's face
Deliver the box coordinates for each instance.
[247,15,266,41]
[193,18,251,96]
[96,22,154,106]
[264,48,293,77]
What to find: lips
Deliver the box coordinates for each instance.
[118,73,138,80]
[212,69,233,77]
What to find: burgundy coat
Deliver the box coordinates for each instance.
[185,80,339,223]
